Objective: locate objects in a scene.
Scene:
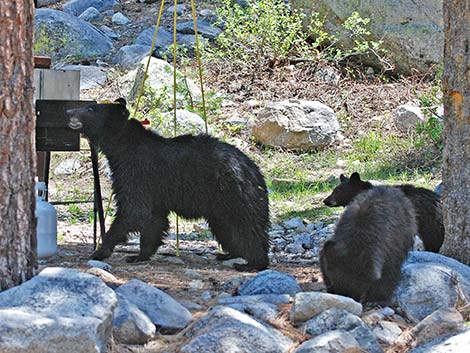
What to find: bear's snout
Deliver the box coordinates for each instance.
[65,109,83,130]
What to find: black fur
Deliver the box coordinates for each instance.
[320,186,416,303]
[323,172,444,252]
[65,99,270,271]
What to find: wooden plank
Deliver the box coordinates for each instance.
[33,56,51,69]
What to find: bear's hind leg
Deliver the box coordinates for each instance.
[126,213,169,263]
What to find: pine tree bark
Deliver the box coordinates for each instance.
[0,1,37,290]
[441,1,470,264]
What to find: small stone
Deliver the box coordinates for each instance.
[54,158,80,175]
[199,9,216,18]
[293,330,361,353]
[166,4,186,15]
[189,280,204,291]
[283,217,304,229]
[116,279,192,334]
[179,301,203,311]
[218,294,291,305]
[285,243,305,254]
[100,25,119,39]
[226,301,280,323]
[164,256,185,265]
[113,295,156,344]
[87,260,112,271]
[78,7,102,22]
[372,320,403,345]
[221,257,247,268]
[112,12,130,25]
[201,291,212,301]
[290,292,362,324]
[362,307,395,326]
[86,267,119,288]
[238,270,302,296]
[184,269,203,278]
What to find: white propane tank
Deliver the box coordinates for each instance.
[35,182,57,258]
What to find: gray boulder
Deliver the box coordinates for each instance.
[116,279,192,333]
[409,329,470,353]
[293,330,361,353]
[396,252,470,322]
[63,0,117,16]
[411,308,465,346]
[113,44,151,69]
[135,27,173,48]
[121,57,201,105]
[35,9,113,62]
[406,251,470,283]
[159,110,209,136]
[135,27,198,57]
[291,0,443,74]
[290,292,362,324]
[181,306,293,353]
[218,294,292,305]
[113,295,156,344]
[176,20,222,40]
[394,103,427,131]
[78,7,102,22]
[253,100,339,150]
[225,301,280,323]
[397,263,466,323]
[55,64,107,90]
[0,267,117,353]
[37,0,61,7]
[238,270,302,296]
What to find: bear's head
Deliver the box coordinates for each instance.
[65,98,129,145]
[323,172,372,207]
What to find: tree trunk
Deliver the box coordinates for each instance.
[441,1,470,264]
[0,1,37,290]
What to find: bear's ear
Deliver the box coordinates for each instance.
[339,174,348,182]
[350,172,361,182]
[114,98,127,106]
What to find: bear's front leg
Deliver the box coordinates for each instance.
[91,213,129,260]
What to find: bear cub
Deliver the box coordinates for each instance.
[324,172,444,253]
[65,98,270,271]
[320,186,416,303]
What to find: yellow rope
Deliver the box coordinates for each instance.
[190,0,209,134]
[132,0,166,119]
[96,0,210,258]
[96,1,165,250]
[173,0,181,256]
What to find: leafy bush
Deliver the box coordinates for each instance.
[205,0,387,71]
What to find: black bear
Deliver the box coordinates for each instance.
[65,98,270,271]
[320,186,416,303]
[323,172,444,253]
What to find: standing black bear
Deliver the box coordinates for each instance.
[320,186,416,303]
[65,99,270,271]
[323,172,444,252]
